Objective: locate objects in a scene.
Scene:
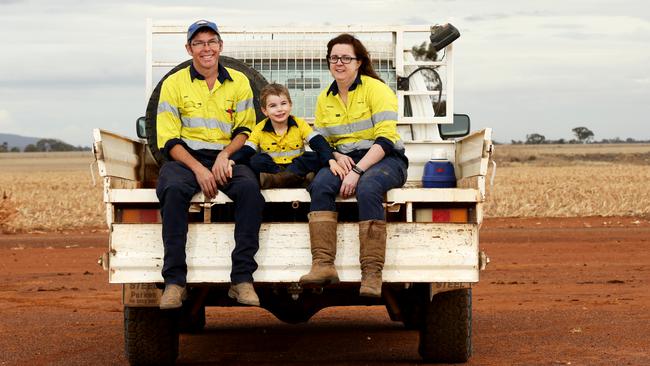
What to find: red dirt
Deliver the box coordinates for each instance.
[0,216,649,365]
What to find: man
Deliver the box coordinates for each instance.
[155,20,264,309]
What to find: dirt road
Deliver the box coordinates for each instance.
[1,217,649,365]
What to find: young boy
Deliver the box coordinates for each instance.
[240,83,345,188]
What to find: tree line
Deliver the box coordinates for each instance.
[0,139,91,153]
[511,126,650,145]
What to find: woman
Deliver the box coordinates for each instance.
[299,34,408,297]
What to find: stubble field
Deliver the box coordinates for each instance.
[1,143,649,233]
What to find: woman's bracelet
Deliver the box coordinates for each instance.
[351,165,365,176]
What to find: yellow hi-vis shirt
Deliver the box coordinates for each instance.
[156,63,256,154]
[314,74,403,154]
[244,116,320,164]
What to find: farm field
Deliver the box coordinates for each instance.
[1,144,649,233]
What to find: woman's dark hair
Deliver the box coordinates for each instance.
[327,33,383,82]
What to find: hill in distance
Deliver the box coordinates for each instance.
[0,133,41,150]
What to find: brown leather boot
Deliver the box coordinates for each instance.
[359,220,386,297]
[260,171,304,189]
[299,211,340,286]
[159,284,187,309]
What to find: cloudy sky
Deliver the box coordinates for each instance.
[0,0,648,146]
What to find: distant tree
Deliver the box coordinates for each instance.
[10,147,20,152]
[24,144,38,152]
[0,142,7,152]
[572,127,594,143]
[556,138,566,144]
[525,133,546,144]
[511,140,523,144]
[37,139,77,152]
[625,137,636,143]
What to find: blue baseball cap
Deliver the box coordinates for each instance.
[187,20,219,41]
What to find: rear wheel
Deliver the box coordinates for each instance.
[124,306,179,366]
[418,289,472,363]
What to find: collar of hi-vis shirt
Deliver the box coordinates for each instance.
[261,115,299,133]
[189,62,233,84]
[326,73,362,96]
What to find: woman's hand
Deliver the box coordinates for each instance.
[334,152,354,173]
[329,159,346,179]
[340,170,360,198]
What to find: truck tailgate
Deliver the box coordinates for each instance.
[109,222,478,284]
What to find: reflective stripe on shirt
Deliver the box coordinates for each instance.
[181,116,231,135]
[182,138,226,151]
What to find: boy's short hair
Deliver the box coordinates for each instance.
[260,83,292,108]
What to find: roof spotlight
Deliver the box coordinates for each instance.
[429,23,460,51]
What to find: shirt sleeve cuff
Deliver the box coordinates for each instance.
[162,138,187,160]
[231,126,252,138]
[309,135,335,164]
[374,137,394,155]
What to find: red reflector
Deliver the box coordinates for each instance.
[415,208,468,223]
[435,168,445,173]
[431,210,451,222]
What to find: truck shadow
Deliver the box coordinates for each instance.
[177,306,421,365]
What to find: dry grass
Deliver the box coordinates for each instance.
[494,143,650,167]
[0,152,104,233]
[1,144,649,232]
[484,165,650,217]
[0,191,18,232]
[485,144,650,217]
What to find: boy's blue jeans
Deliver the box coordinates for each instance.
[308,155,407,220]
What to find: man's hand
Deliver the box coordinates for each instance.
[194,165,218,199]
[212,151,233,186]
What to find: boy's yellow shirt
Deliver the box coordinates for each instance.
[245,116,321,164]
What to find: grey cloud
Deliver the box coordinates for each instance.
[402,16,431,25]
[464,13,511,22]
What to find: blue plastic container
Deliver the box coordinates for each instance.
[422,159,456,188]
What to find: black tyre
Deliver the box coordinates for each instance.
[124,306,179,366]
[144,57,269,164]
[418,289,472,363]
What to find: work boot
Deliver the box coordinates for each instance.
[299,211,340,286]
[302,172,316,187]
[358,220,387,298]
[228,282,260,306]
[159,284,187,309]
[259,171,304,189]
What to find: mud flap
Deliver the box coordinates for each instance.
[123,283,162,307]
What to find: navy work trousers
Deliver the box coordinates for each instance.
[156,158,264,286]
[249,151,322,177]
[308,154,407,220]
